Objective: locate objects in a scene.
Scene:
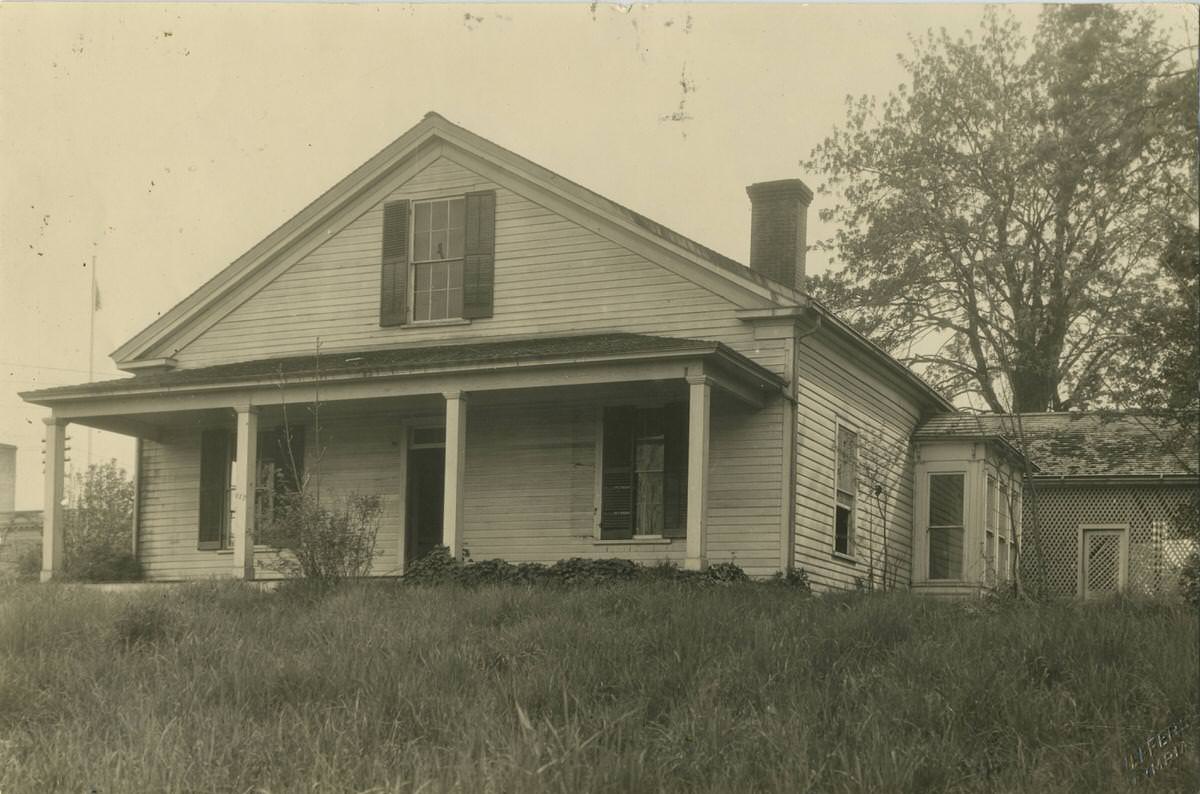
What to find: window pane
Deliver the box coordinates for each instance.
[413,230,430,262]
[986,474,996,531]
[1000,483,1009,533]
[837,426,857,493]
[929,474,964,526]
[414,202,431,233]
[636,471,664,534]
[448,261,463,289]
[413,291,430,321]
[447,226,464,259]
[449,197,465,229]
[414,263,431,292]
[447,287,463,318]
[429,289,447,320]
[998,537,1008,582]
[835,505,851,554]
[431,199,448,231]
[929,527,963,579]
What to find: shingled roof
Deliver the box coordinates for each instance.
[915,412,1198,478]
[21,333,784,403]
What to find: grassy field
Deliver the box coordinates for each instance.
[0,581,1195,793]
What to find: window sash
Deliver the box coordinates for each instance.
[412,260,464,321]
[927,472,965,580]
[412,198,465,263]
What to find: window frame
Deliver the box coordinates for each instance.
[926,470,967,581]
[409,196,466,323]
[832,420,859,560]
[985,472,997,584]
[593,402,687,543]
[198,427,236,551]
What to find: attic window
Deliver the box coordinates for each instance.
[412,198,465,322]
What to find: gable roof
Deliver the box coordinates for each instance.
[915,411,1198,478]
[111,112,805,367]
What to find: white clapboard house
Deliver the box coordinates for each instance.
[22,112,1052,595]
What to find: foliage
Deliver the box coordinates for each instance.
[808,6,1198,411]
[402,546,759,588]
[0,583,1194,792]
[1107,221,1199,411]
[1180,550,1200,609]
[255,489,382,584]
[27,460,143,583]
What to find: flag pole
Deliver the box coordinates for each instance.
[87,254,96,471]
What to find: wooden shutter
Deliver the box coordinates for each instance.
[380,200,410,326]
[198,428,232,550]
[462,190,496,319]
[600,407,635,540]
[662,401,689,538]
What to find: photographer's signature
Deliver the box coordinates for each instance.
[1124,717,1193,783]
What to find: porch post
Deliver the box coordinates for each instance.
[231,406,258,580]
[442,391,467,558]
[40,416,67,582]
[685,375,711,571]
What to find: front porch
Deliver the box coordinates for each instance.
[25,334,789,581]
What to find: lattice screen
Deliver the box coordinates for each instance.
[1019,484,1197,598]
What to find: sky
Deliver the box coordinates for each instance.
[1,3,1194,509]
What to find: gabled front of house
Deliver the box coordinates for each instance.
[24,113,991,590]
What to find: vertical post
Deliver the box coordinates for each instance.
[41,417,67,582]
[685,375,711,571]
[442,391,467,558]
[131,437,142,557]
[231,406,258,580]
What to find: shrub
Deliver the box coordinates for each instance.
[14,541,41,580]
[255,491,382,584]
[11,540,142,582]
[402,547,774,589]
[1180,550,1200,608]
[769,567,812,593]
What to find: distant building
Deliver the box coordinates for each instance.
[0,444,42,578]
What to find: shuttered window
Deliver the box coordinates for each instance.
[379,191,495,325]
[600,403,688,540]
[834,424,857,556]
[198,428,234,550]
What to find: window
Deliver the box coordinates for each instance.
[985,473,997,582]
[380,192,495,327]
[599,404,687,540]
[411,198,466,322]
[997,481,1010,581]
[255,425,305,523]
[834,424,858,556]
[928,473,965,579]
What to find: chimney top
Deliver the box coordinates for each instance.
[746,178,813,205]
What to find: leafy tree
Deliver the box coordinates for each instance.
[64,460,140,581]
[808,5,1198,411]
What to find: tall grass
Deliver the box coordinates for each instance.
[0,582,1194,793]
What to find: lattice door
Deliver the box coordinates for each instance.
[1082,529,1125,598]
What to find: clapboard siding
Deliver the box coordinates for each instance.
[169,155,769,374]
[135,392,785,579]
[793,332,924,592]
[462,396,783,577]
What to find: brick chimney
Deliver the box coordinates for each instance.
[746,179,813,292]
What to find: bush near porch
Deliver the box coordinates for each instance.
[0,583,1195,793]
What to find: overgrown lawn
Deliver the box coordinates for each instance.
[0,582,1195,792]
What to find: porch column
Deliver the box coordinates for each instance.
[685,375,711,571]
[442,391,467,558]
[231,406,258,580]
[40,417,67,582]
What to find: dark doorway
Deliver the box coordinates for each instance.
[406,446,445,565]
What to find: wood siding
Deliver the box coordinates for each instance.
[793,332,924,592]
[166,156,768,370]
[136,394,785,580]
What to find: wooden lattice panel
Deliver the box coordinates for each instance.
[1020,484,1197,598]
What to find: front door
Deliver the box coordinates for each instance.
[406,446,445,565]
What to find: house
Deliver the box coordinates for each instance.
[0,443,42,578]
[915,412,1198,599]
[18,112,1192,597]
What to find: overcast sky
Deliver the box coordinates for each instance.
[1,3,1193,509]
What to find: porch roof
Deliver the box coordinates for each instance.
[21,332,785,406]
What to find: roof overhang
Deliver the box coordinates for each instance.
[26,334,787,434]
